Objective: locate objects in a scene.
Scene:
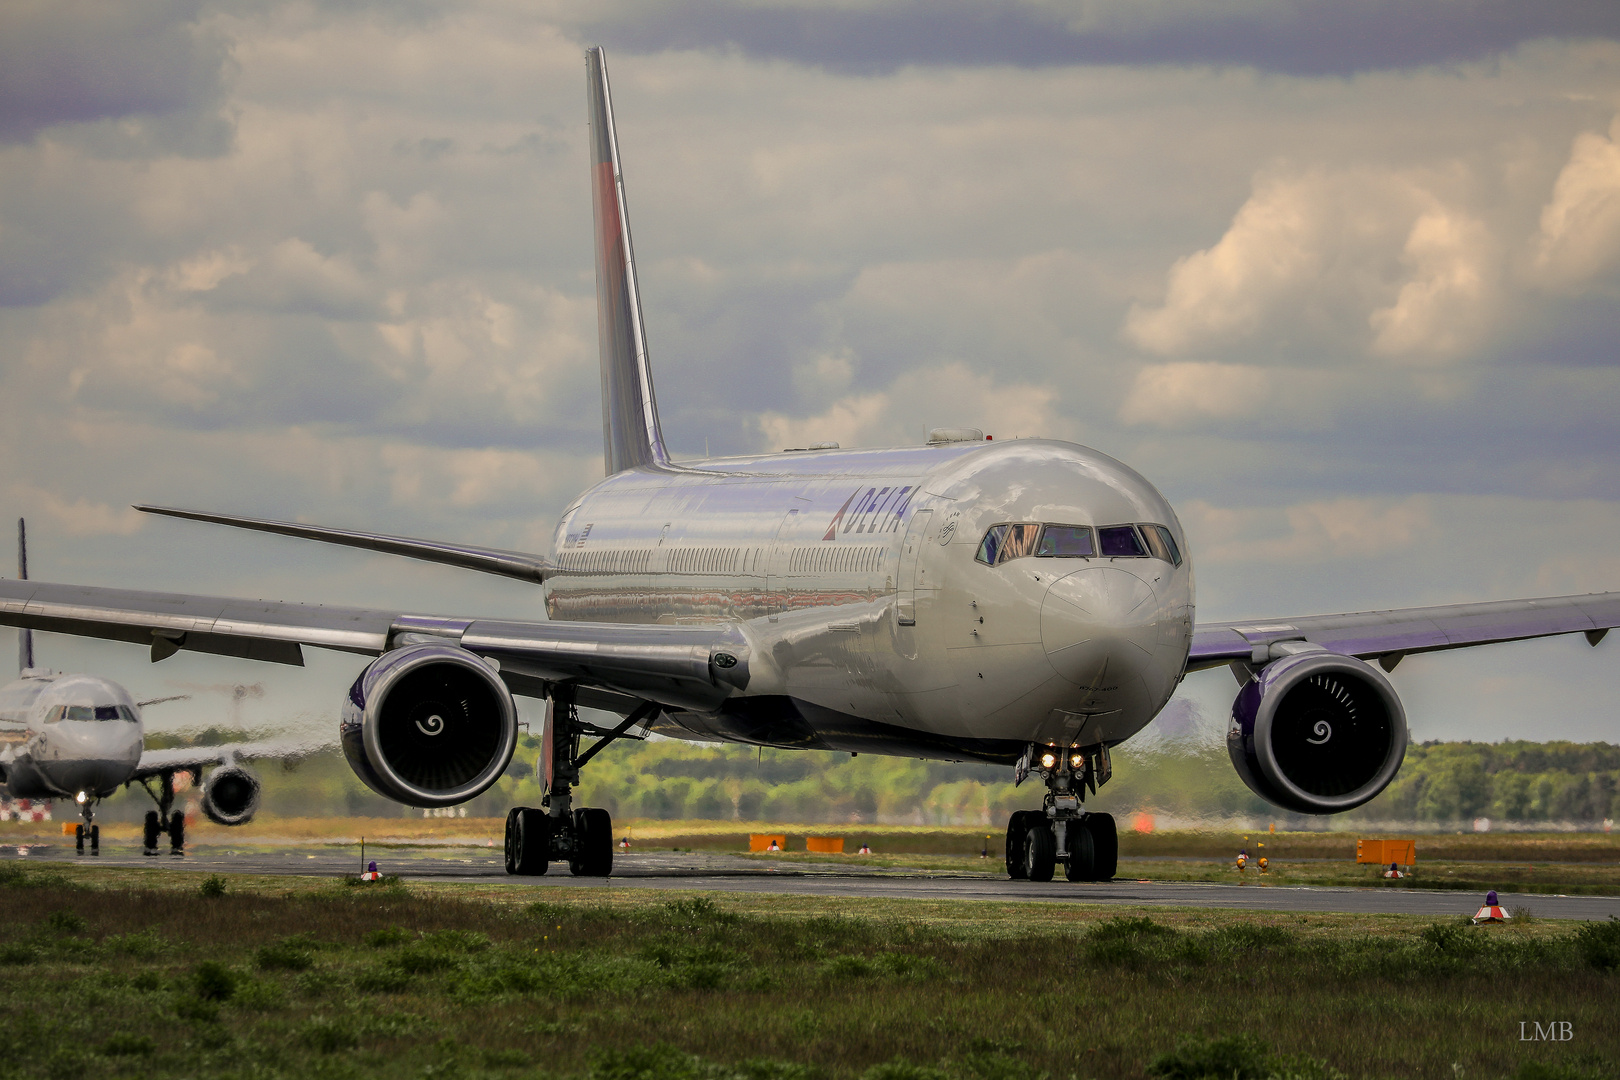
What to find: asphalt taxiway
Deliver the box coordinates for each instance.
[8,843,1620,920]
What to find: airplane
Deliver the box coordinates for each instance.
[0,520,291,855]
[1,47,1617,883]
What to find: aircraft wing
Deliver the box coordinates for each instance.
[133,738,328,780]
[1188,591,1620,673]
[0,579,750,713]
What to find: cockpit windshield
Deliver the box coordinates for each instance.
[976,522,1182,567]
[46,704,138,723]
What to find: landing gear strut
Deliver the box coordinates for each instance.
[505,691,655,877]
[72,792,99,856]
[136,771,188,856]
[1004,744,1118,883]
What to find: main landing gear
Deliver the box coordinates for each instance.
[1004,744,1118,883]
[136,771,188,856]
[505,692,656,878]
[72,791,99,856]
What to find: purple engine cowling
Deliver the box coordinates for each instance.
[1227,650,1408,814]
[341,642,518,808]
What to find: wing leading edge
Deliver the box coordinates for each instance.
[0,579,748,714]
[1189,591,1620,673]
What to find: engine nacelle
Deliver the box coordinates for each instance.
[340,643,518,807]
[1227,651,1408,814]
[201,765,261,826]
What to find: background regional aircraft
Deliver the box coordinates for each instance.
[1,49,1618,883]
[0,521,292,854]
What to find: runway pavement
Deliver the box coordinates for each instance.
[8,842,1620,920]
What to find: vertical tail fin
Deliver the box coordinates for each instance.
[585,47,669,475]
[16,519,33,674]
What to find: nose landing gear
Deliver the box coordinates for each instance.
[1004,744,1118,883]
[504,691,655,878]
[71,792,99,856]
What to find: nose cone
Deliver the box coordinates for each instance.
[1041,567,1159,684]
[39,721,142,797]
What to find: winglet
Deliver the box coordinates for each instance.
[586,46,670,475]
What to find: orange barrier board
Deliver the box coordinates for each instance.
[748,833,787,852]
[1356,838,1416,865]
[806,836,844,853]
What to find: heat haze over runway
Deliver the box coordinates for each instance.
[7,845,1618,921]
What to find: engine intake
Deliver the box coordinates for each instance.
[1227,651,1407,814]
[201,765,261,826]
[341,643,518,807]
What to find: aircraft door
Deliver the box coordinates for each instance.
[765,506,805,621]
[896,509,933,626]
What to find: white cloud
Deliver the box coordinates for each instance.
[1118,361,1270,426]
[759,362,1067,450]
[10,484,144,537]
[1368,207,1496,360]
[1122,171,1335,356]
[1124,169,1502,363]
[1184,495,1436,565]
[1528,115,1620,291]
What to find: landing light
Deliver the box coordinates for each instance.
[1069,753,1084,770]
[74,791,88,805]
[1039,752,1057,770]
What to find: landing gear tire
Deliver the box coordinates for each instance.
[1023,820,1056,882]
[1064,820,1095,882]
[1083,812,1117,882]
[503,808,521,874]
[74,824,84,855]
[143,811,161,855]
[1005,811,1031,880]
[169,813,185,855]
[89,825,99,855]
[509,808,550,876]
[570,807,613,877]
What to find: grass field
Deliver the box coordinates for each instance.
[0,860,1614,1080]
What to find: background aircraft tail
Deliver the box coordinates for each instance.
[586,46,670,475]
[16,519,32,674]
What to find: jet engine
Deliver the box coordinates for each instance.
[1227,650,1408,814]
[340,642,518,807]
[201,765,261,826]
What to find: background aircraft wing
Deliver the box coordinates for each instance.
[136,505,551,585]
[1188,591,1620,673]
[0,579,748,712]
[134,737,327,779]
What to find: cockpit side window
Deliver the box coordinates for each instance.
[1003,523,1040,561]
[1140,524,1183,567]
[1098,525,1147,558]
[975,525,1008,566]
[1036,525,1094,557]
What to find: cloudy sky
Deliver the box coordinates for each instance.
[2,0,1618,745]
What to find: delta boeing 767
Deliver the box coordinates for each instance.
[2,49,1616,882]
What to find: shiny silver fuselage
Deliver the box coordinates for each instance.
[543,439,1195,762]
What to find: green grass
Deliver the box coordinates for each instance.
[0,862,1613,1078]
